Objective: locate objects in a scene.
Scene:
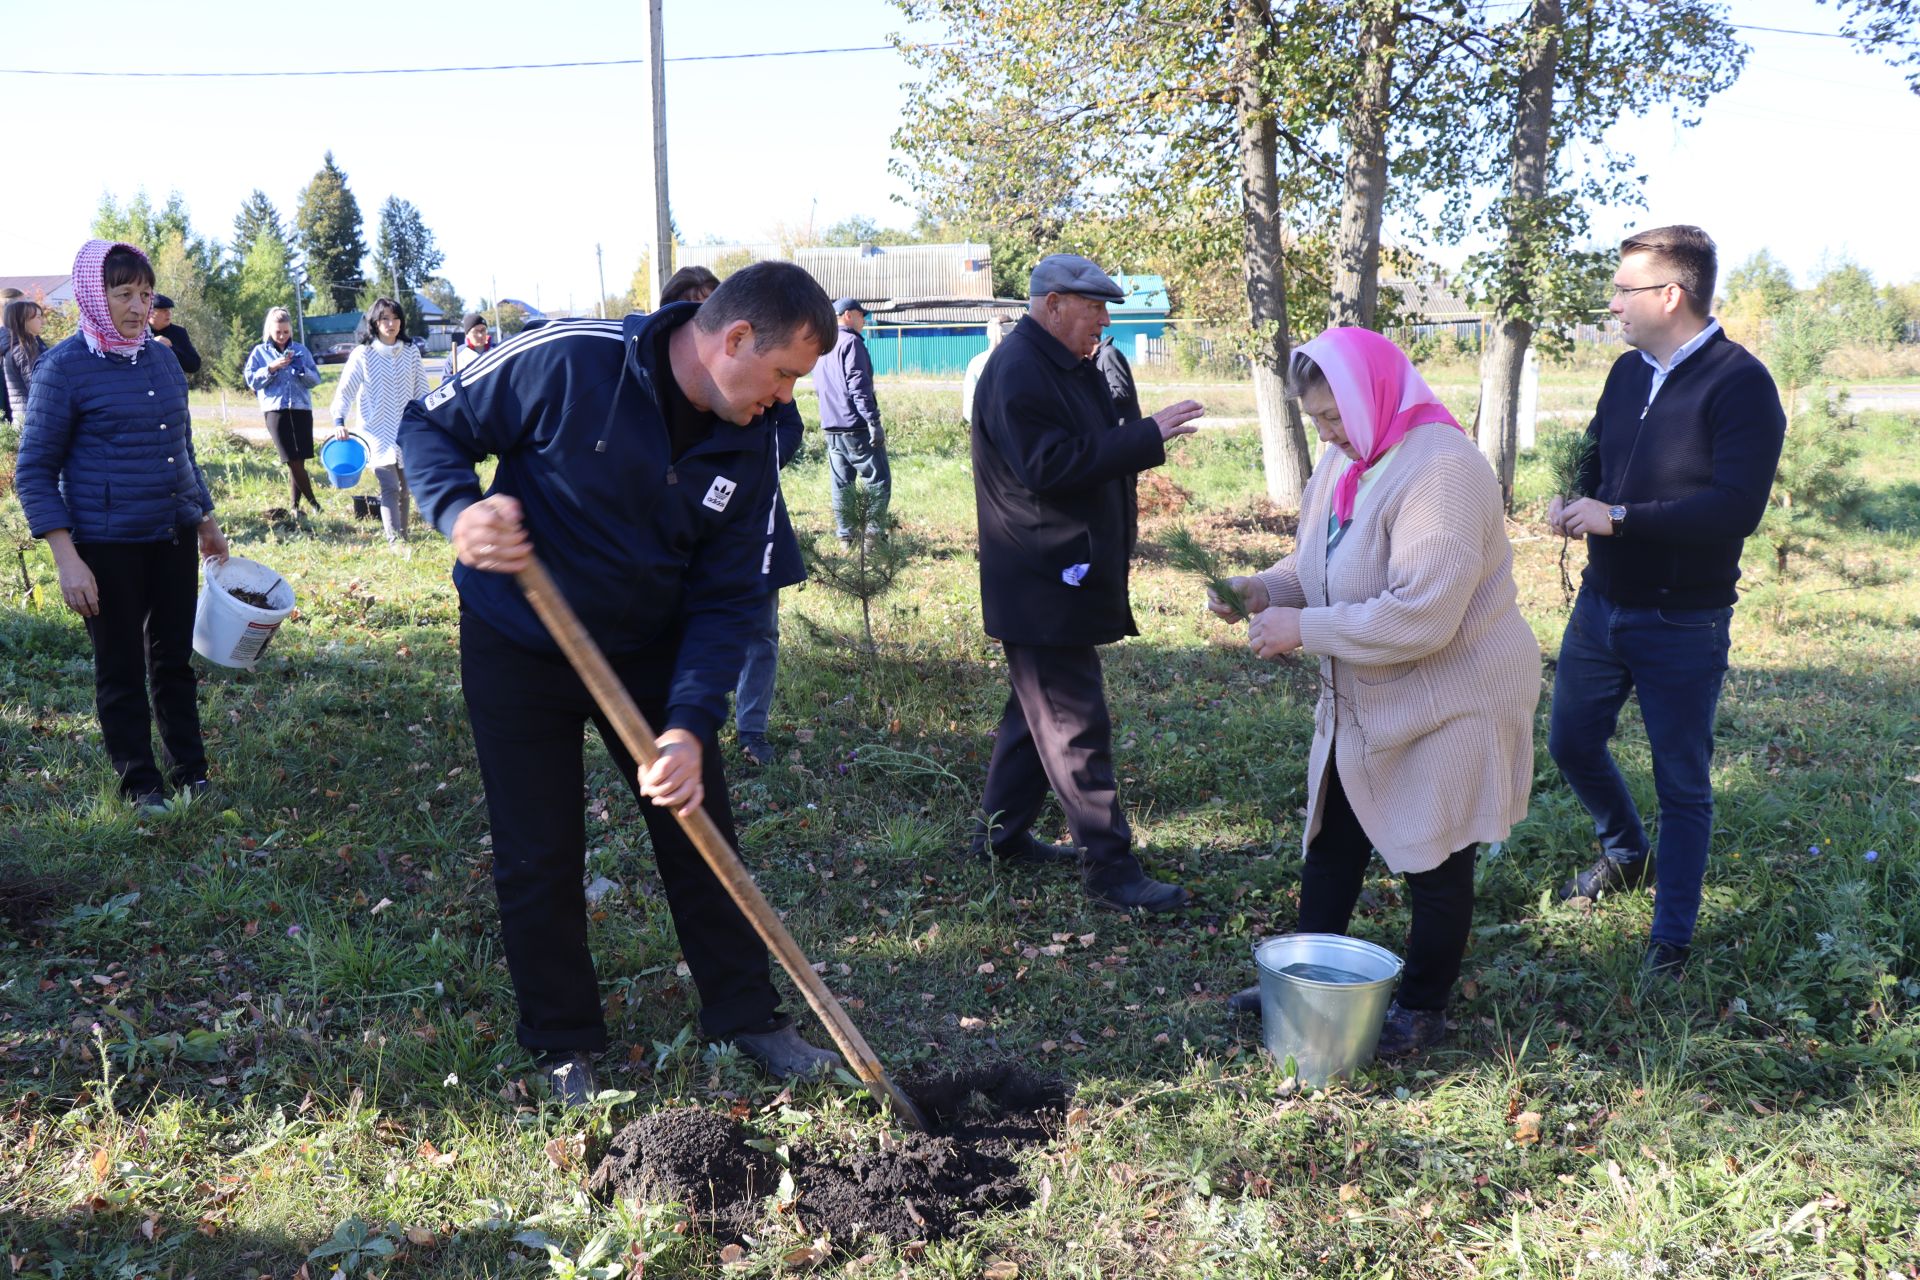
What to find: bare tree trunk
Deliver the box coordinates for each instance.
[1477,0,1563,510]
[1235,0,1313,508]
[1329,3,1398,329]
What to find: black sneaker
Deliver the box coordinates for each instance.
[537,1051,600,1107]
[1558,853,1652,901]
[1375,1001,1448,1058]
[1642,940,1690,978]
[1227,985,1262,1018]
[131,792,169,817]
[738,733,775,767]
[1086,875,1191,914]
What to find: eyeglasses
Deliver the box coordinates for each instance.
[1611,282,1681,299]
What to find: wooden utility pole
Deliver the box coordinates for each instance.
[644,0,673,311]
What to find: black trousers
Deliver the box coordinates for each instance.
[75,536,206,797]
[980,642,1144,890]
[1299,763,1477,1011]
[459,612,780,1054]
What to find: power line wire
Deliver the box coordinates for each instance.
[0,43,941,80]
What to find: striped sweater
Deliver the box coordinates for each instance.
[1255,424,1541,873]
[331,340,429,466]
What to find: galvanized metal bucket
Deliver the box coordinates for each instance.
[1253,933,1403,1086]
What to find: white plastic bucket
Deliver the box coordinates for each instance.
[193,555,295,670]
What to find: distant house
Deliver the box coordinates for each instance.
[0,274,75,306]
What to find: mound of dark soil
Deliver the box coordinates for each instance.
[590,1064,1066,1246]
[227,586,276,608]
[587,1108,776,1238]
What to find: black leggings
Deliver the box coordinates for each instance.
[1298,763,1477,1011]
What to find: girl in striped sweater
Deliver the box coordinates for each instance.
[331,297,429,544]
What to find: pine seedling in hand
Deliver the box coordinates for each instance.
[1163,524,1246,619]
[1539,430,1597,606]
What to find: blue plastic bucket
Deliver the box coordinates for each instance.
[319,434,368,489]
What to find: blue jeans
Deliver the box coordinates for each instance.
[1547,587,1732,948]
[825,430,891,538]
[733,590,780,736]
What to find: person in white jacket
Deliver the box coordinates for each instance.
[331,297,429,544]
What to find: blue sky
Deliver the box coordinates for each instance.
[3,0,1914,312]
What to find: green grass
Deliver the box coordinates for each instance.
[2,387,1917,1277]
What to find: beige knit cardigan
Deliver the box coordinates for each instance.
[1255,424,1541,873]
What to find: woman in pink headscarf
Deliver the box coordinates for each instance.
[14,240,228,814]
[1208,327,1539,1056]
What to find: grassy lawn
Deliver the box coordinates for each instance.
[2,385,1917,1278]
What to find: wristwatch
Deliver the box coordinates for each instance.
[1608,504,1627,537]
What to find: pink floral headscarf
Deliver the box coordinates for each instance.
[73,238,152,358]
[1295,326,1463,525]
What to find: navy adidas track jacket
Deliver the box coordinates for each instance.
[400,304,780,740]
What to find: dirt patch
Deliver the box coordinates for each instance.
[590,1065,1066,1247]
[0,865,82,931]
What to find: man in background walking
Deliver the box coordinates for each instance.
[813,298,891,547]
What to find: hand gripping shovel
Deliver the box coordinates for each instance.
[516,557,929,1132]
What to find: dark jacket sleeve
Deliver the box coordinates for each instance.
[3,348,30,424]
[1096,343,1141,422]
[1624,364,1786,543]
[167,326,202,375]
[400,361,538,538]
[981,368,1166,499]
[844,335,881,429]
[14,352,78,538]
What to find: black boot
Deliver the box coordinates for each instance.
[1374,1001,1447,1058]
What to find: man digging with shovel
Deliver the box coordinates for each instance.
[401,262,844,1104]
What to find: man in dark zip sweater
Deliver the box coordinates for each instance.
[148,295,202,378]
[401,262,843,1101]
[1545,225,1786,976]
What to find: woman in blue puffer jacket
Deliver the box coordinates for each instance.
[13,239,230,813]
[243,306,324,515]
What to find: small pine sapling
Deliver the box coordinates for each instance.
[1538,429,1596,605]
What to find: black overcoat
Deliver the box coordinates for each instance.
[970,316,1165,646]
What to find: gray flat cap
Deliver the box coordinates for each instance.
[1029,253,1125,301]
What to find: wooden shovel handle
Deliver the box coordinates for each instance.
[514,558,926,1131]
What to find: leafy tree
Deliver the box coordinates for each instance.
[893,0,1327,504]
[229,230,297,383]
[232,190,287,260]
[495,302,531,337]
[421,277,465,322]
[1720,249,1797,349]
[295,152,367,313]
[1810,259,1898,347]
[1818,0,1920,92]
[1462,0,1745,507]
[91,191,200,256]
[363,196,445,333]
[816,215,932,248]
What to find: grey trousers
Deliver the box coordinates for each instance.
[374,463,411,542]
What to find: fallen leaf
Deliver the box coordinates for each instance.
[900,1241,926,1261]
[1338,1182,1362,1202]
[1038,1173,1053,1210]
[976,961,996,975]
[1065,1106,1090,1127]
[781,1238,830,1268]
[719,1243,749,1269]
[404,1226,437,1247]
[959,1016,988,1031]
[1513,1111,1544,1146]
[89,1148,110,1182]
[544,1134,583,1172]
[982,1257,1019,1280]
[1076,933,1096,947]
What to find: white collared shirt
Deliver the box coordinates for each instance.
[1639,318,1722,407]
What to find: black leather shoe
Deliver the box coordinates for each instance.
[538,1051,600,1107]
[1374,1001,1447,1058]
[738,733,775,767]
[1227,986,1262,1017]
[1642,940,1690,977]
[131,792,169,817]
[974,833,1078,866]
[1086,876,1191,914]
[734,1024,843,1080]
[1558,853,1652,901]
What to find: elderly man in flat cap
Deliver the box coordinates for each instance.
[813,296,891,548]
[968,253,1206,913]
